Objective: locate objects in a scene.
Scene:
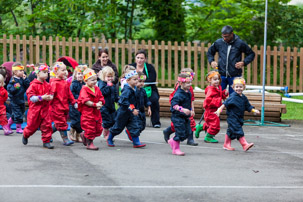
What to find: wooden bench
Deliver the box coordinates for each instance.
[158,88,287,122]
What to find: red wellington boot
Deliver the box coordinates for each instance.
[239,136,254,151]
[223,134,235,151]
[86,139,99,150]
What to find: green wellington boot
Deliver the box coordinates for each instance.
[204,132,218,143]
[195,124,204,138]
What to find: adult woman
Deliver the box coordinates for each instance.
[92,49,119,84]
[130,50,161,128]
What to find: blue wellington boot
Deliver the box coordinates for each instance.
[132,136,146,148]
[107,133,115,147]
[163,127,173,143]
[59,131,74,146]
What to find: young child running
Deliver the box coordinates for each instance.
[202,70,228,143]
[215,77,260,151]
[107,69,146,148]
[6,62,30,134]
[68,65,87,143]
[50,62,77,146]
[97,66,119,140]
[78,68,105,150]
[163,68,197,146]
[168,73,193,156]
[22,64,54,149]
[0,74,9,135]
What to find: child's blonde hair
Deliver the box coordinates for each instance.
[83,68,97,81]
[233,77,246,89]
[52,62,66,73]
[181,68,193,73]
[72,64,87,81]
[0,74,4,84]
[206,70,221,84]
[99,66,115,81]
[121,65,135,80]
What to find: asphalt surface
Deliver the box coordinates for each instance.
[0,118,303,202]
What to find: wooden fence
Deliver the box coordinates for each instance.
[1,34,302,92]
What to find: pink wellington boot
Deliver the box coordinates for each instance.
[168,138,174,152]
[16,124,23,134]
[103,129,110,141]
[223,134,235,151]
[2,125,12,136]
[168,138,185,156]
[239,136,254,151]
[6,118,14,134]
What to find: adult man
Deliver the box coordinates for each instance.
[207,25,255,94]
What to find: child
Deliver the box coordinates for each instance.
[78,68,105,150]
[107,69,146,148]
[163,68,198,146]
[97,66,119,140]
[134,71,151,135]
[68,65,87,143]
[6,62,30,134]
[120,65,136,90]
[202,70,228,143]
[168,73,193,156]
[22,64,54,149]
[0,74,9,135]
[215,77,260,151]
[50,62,77,146]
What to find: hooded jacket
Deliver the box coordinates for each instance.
[207,34,255,77]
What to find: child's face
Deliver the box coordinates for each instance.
[76,72,83,81]
[0,81,4,87]
[181,80,192,91]
[86,75,97,88]
[127,75,138,88]
[233,84,244,95]
[14,70,24,78]
[137,79,145,89]
[56,66,68,79]
[37,70,48,81]
[210,75,220,87]
[105,74,114,83]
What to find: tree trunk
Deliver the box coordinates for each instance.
[124,0,130,39]
[10,9,19,27]
[129,0,135,39]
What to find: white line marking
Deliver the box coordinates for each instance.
[0,185,303,189]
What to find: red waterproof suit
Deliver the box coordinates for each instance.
[78,86,105,140]
[203,85,228,135]
[23,79,52,143]
[50,78,76,131]
[169,83,196,132]
[0,87,8,126]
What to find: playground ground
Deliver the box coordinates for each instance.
[0,118,302,202]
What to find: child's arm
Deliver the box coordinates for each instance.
[7,81,20,95]
[222,89,229,99]
[23,77,31,89]
[0,90,8,105]
[99,81,112,96]
[204,89,224,109]
[67,85,77,105]
[171,95,191,116]
[191,102,195,117]
[98,89,106,106]
[215,104,225,117]
[143,89,152,116]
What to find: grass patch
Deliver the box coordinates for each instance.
[282,96,303,120]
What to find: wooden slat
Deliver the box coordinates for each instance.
[194,42,198,86]
[35,36,40,63]
[174,41,178,84]
[200,43,205,88]
[300,48,303,92]
[75,38,79,64]
[141,40,146,50]
[253,45,258,85]
[62,37,66,57]
[121,39,125,73]
[273,46,278,86]
[187,42,191,68]
[48,36,53,66]
[154,40,159,80]
[9,35,13,61]
[279,46,284,86]
[94,37,99,63]
[22,35,27,66]
[3,34,7,62]
[108,39,112,61]
[16,35,20,62]
[134,40,138,56]
[148,40,152,64]
[161,41,165,86]
[29,36,34,64]
[266,46,271,85]
[68,37,72,58]
[88,38,92,67]
[207,43,211,73]
[81,37,86,64]
[115,39,119,70]
[292,47,297,92]
[247,62,251,84]
[128,39,132,65]
[286,47,291,88]
[167,41,172,86]
[181,41,184,68]
[42,36,46,63]
[260,46,264,83]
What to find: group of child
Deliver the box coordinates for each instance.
[0,61,259,155]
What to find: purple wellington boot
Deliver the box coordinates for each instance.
[16,124,23,134]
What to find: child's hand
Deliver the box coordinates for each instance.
[133,109,139,116]
[183,108,191,116]
[23,74,27,79]
[225,90,229,95]
[252,109,260,115]
[214,109,221,117]
[96,102,102,110]
[74,103,78,109]
[147,106,152,117]
[107,81,113,87]
[41,94,48,101]
[48,95,54,100]
[191,110,195,117]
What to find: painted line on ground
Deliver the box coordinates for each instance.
[0,185,303,189]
